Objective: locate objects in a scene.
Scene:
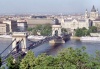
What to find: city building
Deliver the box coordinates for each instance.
[3,20,18,33]
[26,18,54,28]
[93,18,100,32]
[60,5,100,34]
[85,5,99,20]
[17,20,28,32]
[87,5,100,32]
[0,23,9,34]
[61,18,92,33]
[17,22,27,32]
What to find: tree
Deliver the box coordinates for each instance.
[89,26,97,33]
[57,47,93,69]
[34,53,61,69]
[32,28,37,35]
[40,24,52,36]
[6,55,14,69]
[27,24,52,36]
[82,27,87,30]
[27,28,33,32]
[6,55,20,69]
[27,27,33,35]
[18,47,100,69]
[75,28,90,37]
[61,28,67,35]
[75,28,83,37]
[92,51,100,68]
[0,67,5,69]
[20,51,36,69]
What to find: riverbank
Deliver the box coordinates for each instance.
[0,35,46,40]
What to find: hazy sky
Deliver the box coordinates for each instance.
[0,0,99,14]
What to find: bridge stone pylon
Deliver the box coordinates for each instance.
[12,32,28,53]
[52,25,62,36]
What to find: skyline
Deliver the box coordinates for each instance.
[0,0,100,14]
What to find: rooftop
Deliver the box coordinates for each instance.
[94,18,100,21]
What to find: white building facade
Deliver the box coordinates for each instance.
[60,5,99,34]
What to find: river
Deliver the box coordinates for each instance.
[0,38,100,57]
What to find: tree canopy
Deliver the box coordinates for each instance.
[20,51,36,69]
[1,47,100,69]
[75,26,97,37]
[19,47,100,69]
[89,26,97,33]
[27,24,52,36]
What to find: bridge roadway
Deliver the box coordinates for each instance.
[1,36,59,64]
[27,36,58,50]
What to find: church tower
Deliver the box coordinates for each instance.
[85,9,89,19]
[90,5,99,20]
[96,9,99,18]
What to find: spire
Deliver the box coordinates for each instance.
[86,9,87,11]
[91,5,96,12]
[85,9,88,12]
[97,9,98,11]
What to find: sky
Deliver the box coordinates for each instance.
[0,0,99,14]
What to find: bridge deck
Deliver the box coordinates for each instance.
[1,35,70,65]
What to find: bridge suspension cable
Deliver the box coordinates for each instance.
[27,35,58,50]
[0,39,16,56]
[4,39,23,59]
[2,39,23,64]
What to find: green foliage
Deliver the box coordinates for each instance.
[20,50,36,69]
[6,55,20,69]
[89,26,97,33]
[75,27,97,37]
[75,26,97,37]
[19,47,100,69]
[5,46,100,69]
[61,28,67,33]
[27,28,33,32]
[32,28,37,35]
[75,28,83,37]
[41,25,52,36]
[35,54,61,69]
[0,67,5,69]
[27,24,52,36]
[6,56,14,69]
[57,47,90,69]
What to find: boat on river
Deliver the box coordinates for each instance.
[80,36,100,41]
[27,35,46,40]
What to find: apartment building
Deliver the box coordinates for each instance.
[0,23,9,34]
[3,20,18,32]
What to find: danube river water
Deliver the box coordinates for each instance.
[0,38,100,57]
